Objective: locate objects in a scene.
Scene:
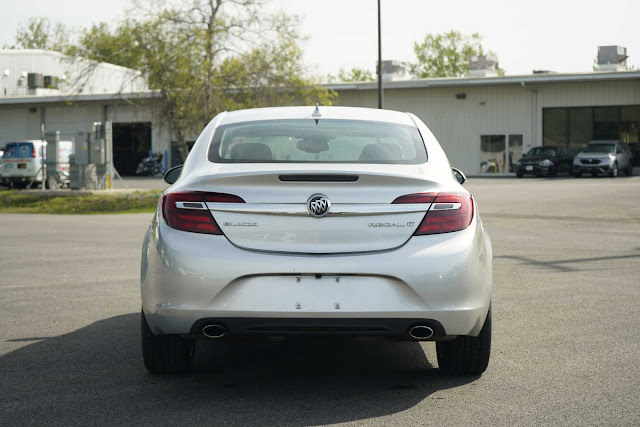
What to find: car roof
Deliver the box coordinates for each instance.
[218,106,416,127]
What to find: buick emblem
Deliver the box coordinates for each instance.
[307,194,331,218]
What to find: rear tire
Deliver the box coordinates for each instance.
[436,307,491,376]
[516,172,524,178]
[141,311,193,374]
[573,172,581,178]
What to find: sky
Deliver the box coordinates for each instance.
[1,0,638,77]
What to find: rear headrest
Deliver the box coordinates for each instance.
[359,143,403,161]
[229,143,273,161]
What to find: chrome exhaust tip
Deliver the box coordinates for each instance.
[409,325,434,340]
[202,324,226,339]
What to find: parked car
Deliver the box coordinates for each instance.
[140,106,493,375]
[573,140,634,177]
[515,146,573,177]
[1,140,72,188]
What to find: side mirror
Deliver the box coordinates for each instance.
[452,167,467,185]
[163,165,183,185]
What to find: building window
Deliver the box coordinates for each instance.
[543,105,640,148]
[543,108,568,146]
[593,107,619,140]
[568,108,593,146]
[620,106,640,143]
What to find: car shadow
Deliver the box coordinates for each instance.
[1,313,477,425]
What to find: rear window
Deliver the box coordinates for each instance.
[2,142,33,159]
[527,147,557,156]
[208,119,427,164]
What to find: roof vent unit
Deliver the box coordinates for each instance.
[377,60,408,81]
[468,55,498,77]
[597,46,628,71]
[43,76,59,89]
[27,73,44,89]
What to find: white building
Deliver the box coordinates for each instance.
[0,49,169,176]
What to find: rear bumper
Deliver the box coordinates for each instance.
[187,317,447,339]
[141,212,492,338]
[516,164,553,176]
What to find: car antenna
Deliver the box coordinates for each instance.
[312,102,321,124]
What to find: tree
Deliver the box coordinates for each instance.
[4,17,71,52]
[71,22,143,70]
[410,31,502,78]
[118,1,335,159]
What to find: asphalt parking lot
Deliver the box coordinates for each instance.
[1,177,639,426]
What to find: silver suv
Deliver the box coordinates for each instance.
[573,140,634,177]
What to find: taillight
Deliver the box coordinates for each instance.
[413,193,474,235]
[162,191,244,234]
[391,192,437,204]
[32,148,36,158]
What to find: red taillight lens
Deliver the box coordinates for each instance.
[162,191,244,234]
[32,148,36,158]
[391,192,437,204]
[413,193,474,235]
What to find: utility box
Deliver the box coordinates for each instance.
[45,131,61,177]
[69,121,114,190]
[69,155,81,189]
[90,138,106,165]
[74,140,89,165]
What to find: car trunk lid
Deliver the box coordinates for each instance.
[185,164,443,254]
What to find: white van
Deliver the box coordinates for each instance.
[1,140,72,189]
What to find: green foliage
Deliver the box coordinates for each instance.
[4,17,70,52]
[0,191,161,214]
[71,22,144,70]
[410,31,501,78]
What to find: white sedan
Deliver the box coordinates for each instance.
[140,106,492,375]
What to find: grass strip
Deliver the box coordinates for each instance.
[0,190,162,214]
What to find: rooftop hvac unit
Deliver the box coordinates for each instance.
[468,55,498,77]
[377,60,408,81]
[597,46,628,71]
[27,73,44,89]
[43,76,59,89]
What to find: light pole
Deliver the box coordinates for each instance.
[377,0,383,109]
